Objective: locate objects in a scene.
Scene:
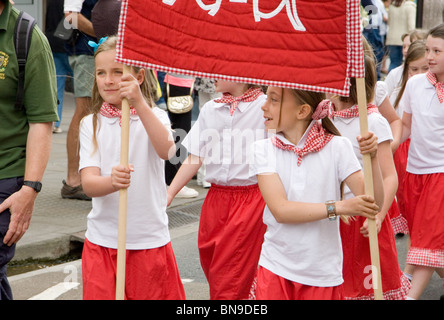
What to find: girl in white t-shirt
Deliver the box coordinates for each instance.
[250,87,383,300]
[400,25,444,300]
[166,80,267,299]
[391,40,428,233]
[386,40,429,281]
[331,46,410,299]
[78,36,185,300]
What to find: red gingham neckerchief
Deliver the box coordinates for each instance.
[331,103,379,119]
[426,71,444,103]
[271,121,334,166]
[99,102,137,126]
[214,87,264,116]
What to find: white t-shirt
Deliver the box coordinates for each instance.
[384,65,403,97]
[79,107,172,250]
[183,94,267,186]
[250,123,362,287]
[333,112,393,164]
[332,111,393,199]
[401,73,444,174]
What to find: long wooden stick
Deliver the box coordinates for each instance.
[356,77,383,300]
[116,65,131,300]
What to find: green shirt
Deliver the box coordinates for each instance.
[0,2,58,179]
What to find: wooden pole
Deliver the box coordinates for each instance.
[116,65,131,300]
[356,77,383,300]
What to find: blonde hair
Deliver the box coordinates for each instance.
[89,36,159,153]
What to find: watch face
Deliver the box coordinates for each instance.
[327,204,335,212]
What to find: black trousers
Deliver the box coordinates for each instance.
[164,84,193,185]
[0,177,23,300]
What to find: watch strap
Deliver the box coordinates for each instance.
[23,180,42,193]
[325,200,337,221]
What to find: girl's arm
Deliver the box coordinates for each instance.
[378,97,402,153]
[400,111,412,144]
[257,172,378,224]
[375,140,398,222]
[81,164,134,198]
[134,101,175,160]
[359,140,397,236]
[120,73,176,160]
[167,154,203,206]
[256,132,381,224]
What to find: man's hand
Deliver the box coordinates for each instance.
[0,186,37,246]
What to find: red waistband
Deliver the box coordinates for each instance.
[210,183,259,192]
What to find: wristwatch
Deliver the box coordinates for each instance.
[23,180,42,193]
[325,200,337,221]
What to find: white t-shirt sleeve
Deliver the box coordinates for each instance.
[375,81,388,107]
[153,107,171,127]
[334,137,362,183]
[153,107,173,139]
[369,113,393,144]
[79,115,100,171]
[250,139,277,176]
[384,66,402,96]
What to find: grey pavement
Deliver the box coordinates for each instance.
[13,92,209,262]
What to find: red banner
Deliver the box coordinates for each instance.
[116,0,364,96]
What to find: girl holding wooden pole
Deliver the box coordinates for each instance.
[78,36,185,300]
[330,40,411,300]
[249,87,383,300]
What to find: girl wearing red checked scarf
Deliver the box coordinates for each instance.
[249,88,384,300]
[400,24,444,300]
[78,36,185,300]
[331,41,410,300]
[167,81,267,299]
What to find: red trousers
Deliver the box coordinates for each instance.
[404,172,444,268]
[391,139,410,234]
[82,238,185,300]
[340,215,409,300]
[199,184,266,300]
[255,266,344,300]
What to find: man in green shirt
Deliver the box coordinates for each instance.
[0,0,58,300]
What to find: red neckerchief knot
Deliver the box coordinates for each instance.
[99,102,137,126]
[271,121,334,166]
[214,87,264,116]
[331,103,379,119]
[426,71,444,103]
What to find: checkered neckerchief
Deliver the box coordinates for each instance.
[214,87,264,116]
[426,71,444,103]
[271,121,334,166]
[331,103,379,119]
[99,102,138,126]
